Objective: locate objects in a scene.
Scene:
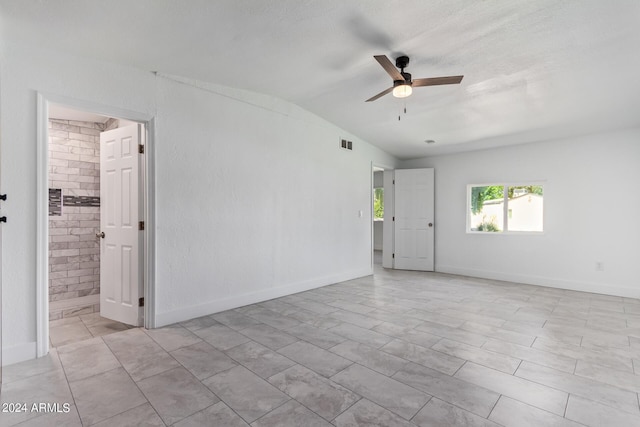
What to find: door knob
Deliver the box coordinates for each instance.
[0,216,6,223]
[428,223,433,227]
[96,231,105,238]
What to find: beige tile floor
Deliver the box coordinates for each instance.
[3,267,640,426]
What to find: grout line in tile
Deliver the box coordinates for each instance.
[513,358,523,376]
[562,391,570,418]
[409,395,434,423]
[329,396,363,423]
[486,393,503,421]
[242,397,292,425]
[46,350,84,426]
[450,359,468,377]
[219,399,249,427]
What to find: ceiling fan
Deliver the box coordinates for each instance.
[365,55,463,102]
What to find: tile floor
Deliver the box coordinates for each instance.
[3,267,640,426]
[49,313,134,348]
[373,249,382,266]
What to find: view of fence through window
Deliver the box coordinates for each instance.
[469,184,544,232]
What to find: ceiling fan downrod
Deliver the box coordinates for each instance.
[396,55,411,84]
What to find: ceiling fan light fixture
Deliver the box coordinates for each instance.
[392,83,412,98]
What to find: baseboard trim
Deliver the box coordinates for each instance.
[2,342,37,366]
[155,268,373,327]
[437,265,640,299]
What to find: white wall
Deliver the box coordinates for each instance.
[0,43,397,364]
[400,129,640,298]
[153,76,396,325]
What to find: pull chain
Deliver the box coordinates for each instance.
[398,100,407,121]
[398,101,407,121]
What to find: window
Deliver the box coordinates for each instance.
[468,184,543,233]
[374,188,384,219]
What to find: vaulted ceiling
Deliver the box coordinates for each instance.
[2,0,640,159]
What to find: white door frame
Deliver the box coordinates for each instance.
[36,92,156,357]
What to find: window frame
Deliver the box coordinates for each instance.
[466,182,545,235]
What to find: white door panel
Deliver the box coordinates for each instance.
[394,168,435,271]
[100,124,142,326]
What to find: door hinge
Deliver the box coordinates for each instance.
[139,221,145,230]
[392,253,395,259]
[392,216,395,221]
[138,297,144,307]
[138,144,144,154]
[393,179,395,184]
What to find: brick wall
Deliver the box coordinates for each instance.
[48,118,106,320]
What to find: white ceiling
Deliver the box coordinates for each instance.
[2,0,640,159]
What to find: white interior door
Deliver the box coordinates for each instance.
[100,124,142,326]
[394,168,435,271]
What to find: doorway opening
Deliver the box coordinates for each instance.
[373,166,384,267]
[37,94,155,357]
[371,163,395,272]
[47,105,137,347]
[371,165,435,274]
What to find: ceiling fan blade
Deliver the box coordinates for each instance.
[374,55,404,81]
[413,75,464,87]
[365,87,393,102]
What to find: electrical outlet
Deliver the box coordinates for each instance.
[595,261,604,271]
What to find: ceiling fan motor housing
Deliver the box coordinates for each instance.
[395,55,410,69]
[394,77,412,87]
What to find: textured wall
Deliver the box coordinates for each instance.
[48,119,103,319]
